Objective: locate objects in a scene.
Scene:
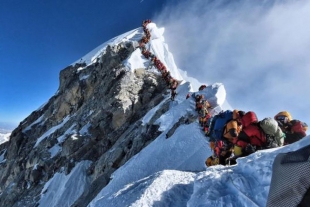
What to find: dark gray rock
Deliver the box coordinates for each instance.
[0,41,172,207]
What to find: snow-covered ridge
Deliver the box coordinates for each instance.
[71,22,184,84]
[71,28,141,66]
[87,84,310,207]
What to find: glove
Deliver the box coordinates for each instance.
[245,144,256,154]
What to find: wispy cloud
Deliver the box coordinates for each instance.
[154,0,310,126]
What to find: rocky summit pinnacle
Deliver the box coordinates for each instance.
[0,34,174,206]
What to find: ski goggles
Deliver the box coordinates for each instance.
[276,115,288,122]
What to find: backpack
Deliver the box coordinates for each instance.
[241,111,258,127]
[259,117,285,147]
[260,118,278,134]
[223,119,241,141]
[284,120,307,144]
[290,120,306,134]
[208,110,233,141]
[240,111,267,147]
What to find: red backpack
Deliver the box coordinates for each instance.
[241,111,266,147]
[241,111,258,127]
[290,120,307,136]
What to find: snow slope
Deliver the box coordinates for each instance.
[88,139,310,207]
[39,161,92,207]
[88,79,309,207]
[37,23,310,207]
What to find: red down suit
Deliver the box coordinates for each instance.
[234,111,266,148]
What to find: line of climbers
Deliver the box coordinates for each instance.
[139,19,179,100]
[191,86,308,167]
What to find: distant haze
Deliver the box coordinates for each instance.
[0,121,16,132]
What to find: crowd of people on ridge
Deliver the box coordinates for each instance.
[137,19,309,206]
[138,20,308,167]
[191,87,308,167]
[139,19,179,100]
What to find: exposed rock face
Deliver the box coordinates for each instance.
[0,42,171,206]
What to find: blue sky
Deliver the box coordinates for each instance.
[0,0,170,125]
[1,0,310,130]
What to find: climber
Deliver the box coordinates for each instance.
[141,48,152,59]
[143,27,148,34]
[284,120,308,145]
[206,140,233,167]
[142,19,151,27]
[151,56,157,64]
[169,78,178,90]
[159,66,167,74]
[141,36,149,44]
[219,110,245,165]
[274,111,292,133]
[157,62,166,72]
[171,89,177,101]
[198,100,211,127]
[232,111,266,156]
[138,41,145,48]
[161,70,167,77]
[206,110,236,166]
[201,114,212,134]
[154,59,163,71]
[162,71,171,83]
[155,60,163,70]
[223,110,244,143]
[199,100,210,116]
[145,30,151,39]
[195,94,204,111]
[274,111,308,145]
[199,85,207,91]
[169,79,179,101]
[208,139,233,166]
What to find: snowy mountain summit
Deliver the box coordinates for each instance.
[0,21,309,207]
